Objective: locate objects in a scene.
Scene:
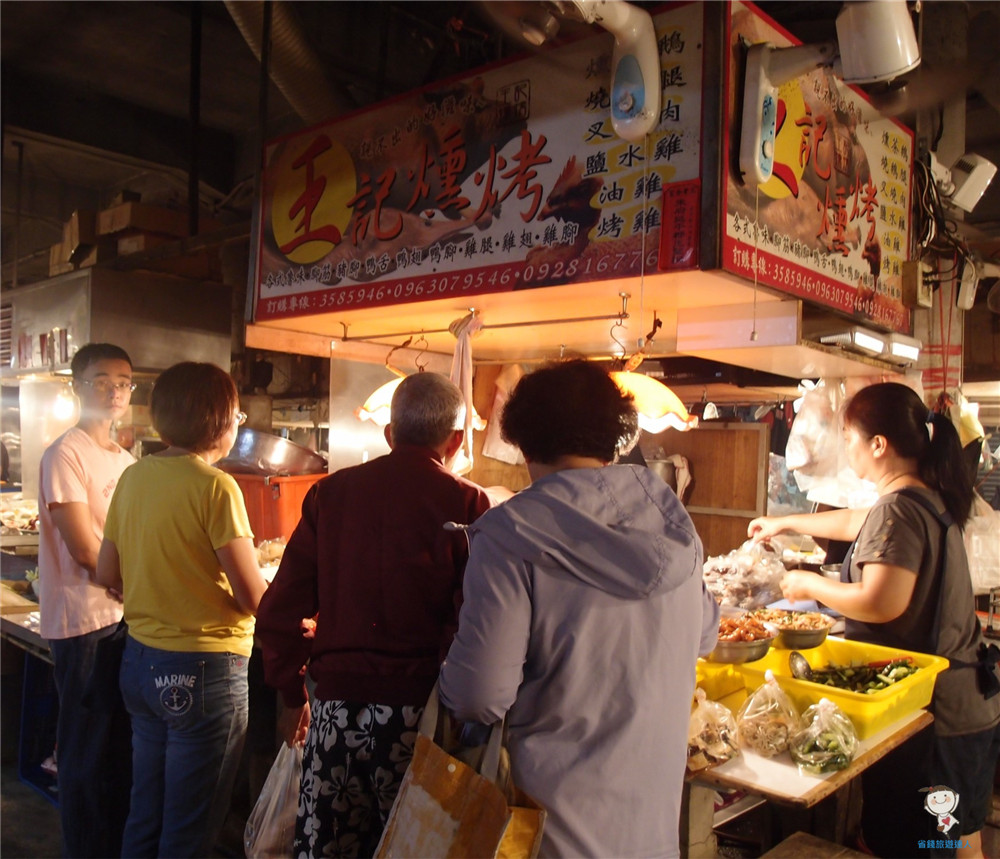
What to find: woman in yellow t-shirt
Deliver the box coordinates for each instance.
[97,361,267,858]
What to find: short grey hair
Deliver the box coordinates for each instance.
[390,372,465,448]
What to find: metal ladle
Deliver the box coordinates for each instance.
[788,651,814,681]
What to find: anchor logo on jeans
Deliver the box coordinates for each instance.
[155,673,197,716]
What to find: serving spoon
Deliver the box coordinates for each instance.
[788,650,814,681]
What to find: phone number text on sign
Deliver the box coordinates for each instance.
[728,244,907,331]
[257,262,527,320]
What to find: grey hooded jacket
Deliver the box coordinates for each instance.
[440,464,719,858]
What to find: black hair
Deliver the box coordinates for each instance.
[70,343,132,377]
[500,360,639,465]
[843,382,974,526]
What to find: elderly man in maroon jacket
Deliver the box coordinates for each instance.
[255,372,491,858]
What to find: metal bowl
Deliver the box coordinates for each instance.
[216,428,327,475]
[706,635,774,664]
[772,626,830,650]
[819,564,842,581]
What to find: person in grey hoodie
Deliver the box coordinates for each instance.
[439,360,719,858]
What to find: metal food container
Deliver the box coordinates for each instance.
[217,428,327,476]
[706,636,774,664]
[771,626,831,650]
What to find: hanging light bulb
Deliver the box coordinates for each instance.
[610,371,698,433]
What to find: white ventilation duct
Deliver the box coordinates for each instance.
[224,1,352,126]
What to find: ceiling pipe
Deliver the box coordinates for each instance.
[188,2,203,238]
[224,0,353,126]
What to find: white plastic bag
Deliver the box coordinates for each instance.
[965,493,1000,594]
[244,742,303,859]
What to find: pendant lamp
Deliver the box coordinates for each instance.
[354,373,404,427]
[610,371,698,433]
[355,373,487,431]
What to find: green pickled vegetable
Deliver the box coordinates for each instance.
[805,658,918,693]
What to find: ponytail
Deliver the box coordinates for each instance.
[844,383,974,526]
[921,411,974,527]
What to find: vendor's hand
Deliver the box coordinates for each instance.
[781,571,817,605]
[301,617,317,639]
[279,702,311,748]
[747,516,784,544]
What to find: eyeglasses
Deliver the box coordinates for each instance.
[78,379,137,394]
[235,411,248,426]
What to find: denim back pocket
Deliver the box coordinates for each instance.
[152,659,206,723]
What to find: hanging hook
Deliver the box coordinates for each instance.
[413,334,429,372]
[609,318,627,366]
[383,337,412,378]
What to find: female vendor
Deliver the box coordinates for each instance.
[749,382,1000,859]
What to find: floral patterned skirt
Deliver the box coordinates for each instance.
[294,699,422,858]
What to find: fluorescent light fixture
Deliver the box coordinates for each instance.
[882,333,922,366]
[819,327,887,357]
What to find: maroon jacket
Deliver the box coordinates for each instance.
[255,444,492,708]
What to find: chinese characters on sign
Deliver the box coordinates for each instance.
[255,4,705,320]
[722,1,914,334]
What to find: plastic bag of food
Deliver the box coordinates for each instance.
[687,688,740,771]
[257,538,287,566]
[703,540,787,609]
[736,670,801,757]
[789,697,858,775]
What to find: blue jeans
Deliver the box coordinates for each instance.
[49,624,132,859]
[119,636,249,858]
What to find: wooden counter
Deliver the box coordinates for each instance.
[0,582,49,663]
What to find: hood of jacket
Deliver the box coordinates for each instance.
[468,464,702,601]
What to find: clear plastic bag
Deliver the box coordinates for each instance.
[687,688,740,771]
[244,742,303,858]
[965,493,1000,595]
[736,670,801,758]
[789,697,858,775]
[703,540,787,609]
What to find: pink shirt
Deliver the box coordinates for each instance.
[37,426,134,640]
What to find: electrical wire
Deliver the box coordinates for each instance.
[913,155,973,269]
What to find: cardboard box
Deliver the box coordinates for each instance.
[117,232,173,256]
[48,241,74,276]
[62,210,97,261]
[98,202,191,238]
[109,189,142,207]
[76,237,117,268]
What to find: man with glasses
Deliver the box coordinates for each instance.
[38,342,135,858]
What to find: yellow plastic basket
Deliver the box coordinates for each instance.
[739,636,949,739]
[695,659,746,701]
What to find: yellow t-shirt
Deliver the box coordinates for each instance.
[104,453,256,656]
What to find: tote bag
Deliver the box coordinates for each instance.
[375,683,545,859]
